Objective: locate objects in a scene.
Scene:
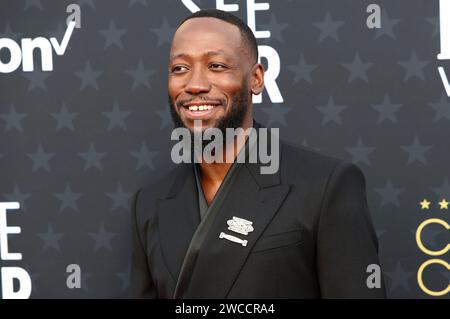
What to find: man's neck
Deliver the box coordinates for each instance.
[198,117,253,184]
[197,117,253,204]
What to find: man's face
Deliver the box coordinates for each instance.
[168,17,257,133]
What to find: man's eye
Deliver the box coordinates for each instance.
[172,65,188,73]
[209,63,226,70]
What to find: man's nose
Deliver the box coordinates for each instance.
[185,68,211,94]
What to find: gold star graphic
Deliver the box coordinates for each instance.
[420,199,431,210]
[438,199,449,209]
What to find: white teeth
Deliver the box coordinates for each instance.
[188,105,215,111]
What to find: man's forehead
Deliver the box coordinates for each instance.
[176,16,240,36]
[171,17,246,60]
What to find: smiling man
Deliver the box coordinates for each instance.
[130,9,386,299]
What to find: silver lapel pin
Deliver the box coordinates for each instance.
[227,216,254,236]
[219,232,248,247]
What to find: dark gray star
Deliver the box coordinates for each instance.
[89,223,117,252]
[54,184,82,212]
[102,102,130,131]
[375,10,400,39]
[98,20,127,50]
[131,143,157,170]
[24,0,43,10]
[0,23,23,41]
[345,137,376,167]
[342,52,373,83]
[384,262,413,293]
[398,51,430,81]
[261,103,292,127]
[27,144,55,172]
[23,71,51,92]
[51,104,78,131]
[425,17,439,37]
[374,178,405,208]
[150,17,175,47]
[429,94,450,122]
[38,224,64,253]
[3,184,31,212]
[154,108,172,129]
[78,143,106,171]
[287,54,318,84]
[316,97,347,126]
[371,94,402,124]
[432,178,450,199]
[106,183,133,211]
[261,14,288,43]
[126,60,154,89]
[1,104,26,132]
[401,136,432,165]
[129,0,147,7]
[75,61,104,90]
[116,264,131,292]
[313,12,344,42]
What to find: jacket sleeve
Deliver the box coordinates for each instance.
[130,189,157,298]
[316,161,386,298]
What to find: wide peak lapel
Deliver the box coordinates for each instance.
[180,162,290,298]
[157,164,200,283]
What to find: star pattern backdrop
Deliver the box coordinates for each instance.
[0,0,449,298]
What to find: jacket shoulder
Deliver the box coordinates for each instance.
[280,141,363,185]
[281,142,341,173]
[137,164,186,200]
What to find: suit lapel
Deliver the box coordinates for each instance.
[166,124,289,298]
[157,164,200,283]
[179,155,291,298]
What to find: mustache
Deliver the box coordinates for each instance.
[175,96,226,108]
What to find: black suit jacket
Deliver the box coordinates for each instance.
[130,133,386,298]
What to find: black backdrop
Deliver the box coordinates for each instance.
[0,0,449,298]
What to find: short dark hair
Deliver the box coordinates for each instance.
[178,9,258,63]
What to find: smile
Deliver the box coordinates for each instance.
[187,104,216,111]
[181,103,222,119]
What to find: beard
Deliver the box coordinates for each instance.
[168,83,251,150]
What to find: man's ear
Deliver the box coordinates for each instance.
[251,63,265,95]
